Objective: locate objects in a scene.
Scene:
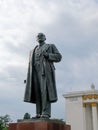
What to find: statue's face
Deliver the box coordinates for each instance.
[37,33,46,43]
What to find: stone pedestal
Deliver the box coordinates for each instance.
[8,119,71,130]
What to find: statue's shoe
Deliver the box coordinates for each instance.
[40,114,50,119]
[32,114,40,119]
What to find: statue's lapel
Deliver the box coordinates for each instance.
[31,44,49,57]
[40,44,49,55]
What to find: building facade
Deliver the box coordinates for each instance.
[63,87,98,130]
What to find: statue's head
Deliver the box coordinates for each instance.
[36,33,46,42]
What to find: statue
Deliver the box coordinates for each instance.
[24,33,62,119]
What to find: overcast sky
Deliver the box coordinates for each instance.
[0,0,98,122]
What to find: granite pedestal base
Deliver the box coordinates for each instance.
[8,119,71,130]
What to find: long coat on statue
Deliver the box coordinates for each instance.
[24,43,62,103]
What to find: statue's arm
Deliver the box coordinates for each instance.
[48,44,62,62]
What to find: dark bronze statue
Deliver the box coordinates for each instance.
[24,33,62,118]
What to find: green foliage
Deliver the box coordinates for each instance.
[23,113,31,119]
[3,128,8,130]
[51,118,66,124]
[0,115,11,130]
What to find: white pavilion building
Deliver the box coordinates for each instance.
[63,85,98,130]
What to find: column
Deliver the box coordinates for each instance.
[91,103,98,130]
[83,103,86,130]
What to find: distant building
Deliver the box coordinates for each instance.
[63,85,98,130]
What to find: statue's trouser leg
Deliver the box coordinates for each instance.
[40,76,51,117]
[33,69,42,116]
[35,69,51,117]
[41,88,51,117]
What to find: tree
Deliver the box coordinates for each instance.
[0,115,12,130]
[23,113,31,119]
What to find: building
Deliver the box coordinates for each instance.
[63,85,98,130]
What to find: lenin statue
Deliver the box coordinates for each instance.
[24,33,62,119]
